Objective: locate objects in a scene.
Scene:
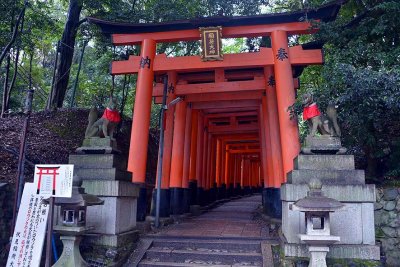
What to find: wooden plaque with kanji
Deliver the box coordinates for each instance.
[200,26,223,61]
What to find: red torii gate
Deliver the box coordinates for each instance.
[88,1,343,219]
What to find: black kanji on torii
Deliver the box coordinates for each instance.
[268,75,276,87]
[276,48,288,61]
[168,83,175,94]
[139,56,151,69]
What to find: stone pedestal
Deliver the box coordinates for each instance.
[76,137,119,154]
[282,154,380,260]
[302,136,347,155]
[308,246,329,267]
[69,152,139,247]
[53,236,87,267]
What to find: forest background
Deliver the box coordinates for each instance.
[0,0,399,183]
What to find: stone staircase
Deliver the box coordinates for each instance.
[138,238,265,267]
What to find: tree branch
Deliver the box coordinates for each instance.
[0,2,27,67]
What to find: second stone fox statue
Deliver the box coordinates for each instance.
[84,98,121,140]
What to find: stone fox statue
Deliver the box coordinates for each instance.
[85,98,121,139]
[302,93,341,137]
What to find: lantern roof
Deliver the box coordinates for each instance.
[292,179,344,212]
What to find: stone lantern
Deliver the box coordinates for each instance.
[53,175,103,267]
[292,179,344,267]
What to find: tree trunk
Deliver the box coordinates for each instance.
[1,55,11,117]
[0,1,27,67]
[50,0,83,108]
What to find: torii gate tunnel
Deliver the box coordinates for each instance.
[89,1,343,219]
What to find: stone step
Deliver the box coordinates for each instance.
[287,169,365,185]
[143,248,262,266]
[151,239,261,253]
[75,167,131,181]
[69,154,127,169]
[294,155,355,170]
[139,260,260,266]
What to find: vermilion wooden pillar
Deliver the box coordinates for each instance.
[201,127,209,204]
[240,156,245,187]
[201,129,208,190]
[243,158,250,194]
[205,133,212,189]
[261,96,274,187]
[228,154,236,197]
[128,39,156,184]
[271,30,300,177]
[236,154,241,189]
[259,105,269,188]
[156,71,177,189]
[182,105,192,212]
[127,39,156,221]
[233,155,238,185]
[189,110,198,182]
[209,137,217,189]
[209,137,217,201]
[182,105,192,189]
[195,112,204,186]
[188,110,198,206]
[264,66,284,187]
[224,148,230,186]
[215,139,222,187]
[169,100,187,214]
[170,100,187,188]
[195,112,205,205]
[221,141,226,186]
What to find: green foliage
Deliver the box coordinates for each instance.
[295,0,400,180]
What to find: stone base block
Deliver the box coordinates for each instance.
[82,180,139,197]
[69,154,126,169]
[86,197,137,235]
[302,135,346,155]
[281,184,376,202]
[76,137,119,154]
[76,137,121,154]
[84,230,139,247]
[287,169,365,185]
[294,155,355,170]
[284,243,380,261]
[76,168,131,181]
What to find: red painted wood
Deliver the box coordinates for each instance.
[127,39,156,184]
[189,110,199,182]
[272,30,301,177]
[169,101,187,188]
[152,79,265,96]
[182,106,193,188]
[111,46,322,74]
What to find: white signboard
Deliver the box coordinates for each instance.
[7,183,49,267]
[33,164,74,198]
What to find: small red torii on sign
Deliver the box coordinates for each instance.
[36,166,60,196]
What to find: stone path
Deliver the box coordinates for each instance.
[155,195,269,239]
[126,195,279,267]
